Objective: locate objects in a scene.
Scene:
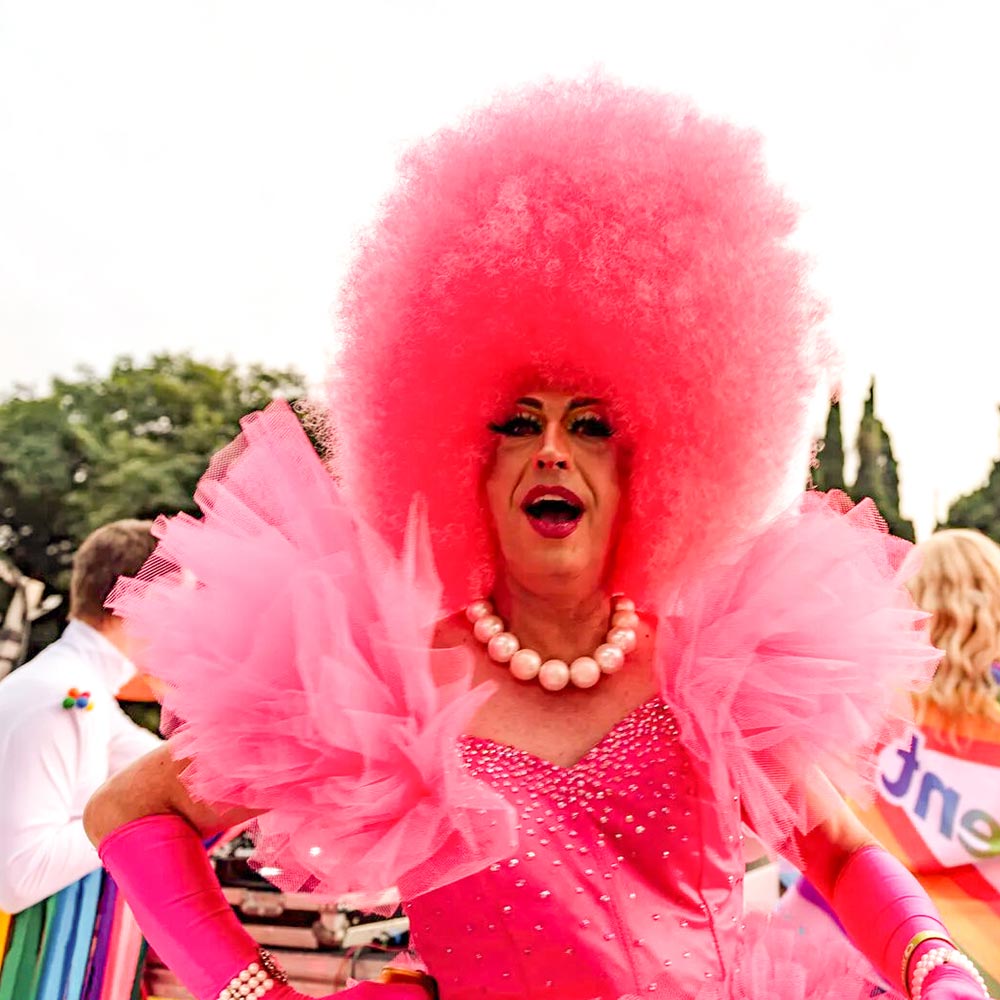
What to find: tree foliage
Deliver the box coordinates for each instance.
[941,413,1000,542]
[851,380,915,541]
[810,399,846,492]
[810,380,915,541]
[0,354,306,642]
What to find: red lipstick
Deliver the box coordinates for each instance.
[520,486,585,539]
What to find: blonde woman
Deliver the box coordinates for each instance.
[907,530,1000,737]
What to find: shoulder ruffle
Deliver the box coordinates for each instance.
[109,401,516,909]
[659,491,939,855]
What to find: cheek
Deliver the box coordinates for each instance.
[589,453,623,524]
[485,448,519,522]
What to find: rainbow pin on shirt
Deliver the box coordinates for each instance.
[61,687,94,711]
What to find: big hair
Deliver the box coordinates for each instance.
[332,76,832,609]
[906,529,1000,732]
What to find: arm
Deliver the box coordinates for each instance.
[83,742,253,842]
[0,713,103,913]
[84,748,431,1000]
[790,777,988,999]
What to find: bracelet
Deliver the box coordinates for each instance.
[902,931,955,990]
[379,968,440,998]
[218,949,288,1000]
[909,947,989,1000]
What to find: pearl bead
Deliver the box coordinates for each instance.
[240,970,252,982]
[487,632,520,663]
[538,659,570,691]
[473,615,504,642]
[247,964,260,976]
[465,599,493,623]
[607,626,637,653]
[611,610,640,629]
[510,648,542,681]
[569,657,601,688]
[594,643,625,674]
[465,594,636,691]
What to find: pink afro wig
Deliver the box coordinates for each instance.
[331,76,832,610]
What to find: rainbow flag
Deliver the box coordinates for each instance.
[856,704,1000,991]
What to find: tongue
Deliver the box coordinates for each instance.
[537,509,574,524]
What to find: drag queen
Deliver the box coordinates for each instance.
[84,78,990,1000]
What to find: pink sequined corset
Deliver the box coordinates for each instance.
[405,700,746,999]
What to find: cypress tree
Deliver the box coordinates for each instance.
[810,399,846,492]
[850,379,915,541]
[941,407,1000,542]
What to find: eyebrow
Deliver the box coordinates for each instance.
[515,396,602,411]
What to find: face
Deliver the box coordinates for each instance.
[485,391,622,595]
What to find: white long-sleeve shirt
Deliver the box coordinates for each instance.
[0,620,160,913]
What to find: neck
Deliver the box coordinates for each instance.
[73,614,130,659]
[491,576,612,662]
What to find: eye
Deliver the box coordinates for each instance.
[569,413,614,438]
[489,413,543,437]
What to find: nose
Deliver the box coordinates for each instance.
[533,421,572,472]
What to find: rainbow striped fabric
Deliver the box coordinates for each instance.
[854,704,1000,991]
[0,871,146,1000]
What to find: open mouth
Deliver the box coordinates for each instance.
[521,486,584,539]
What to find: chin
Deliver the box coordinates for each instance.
[515,549,602,591]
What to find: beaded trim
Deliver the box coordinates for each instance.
[901,931,954,991]
[217,950,287,1000]
[466,594,638,691]
[909,947,989,1000]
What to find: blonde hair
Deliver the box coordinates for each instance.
[906,529,1000,732]
[70,519,156,622]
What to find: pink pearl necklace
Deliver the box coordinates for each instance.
[465,596,639,692]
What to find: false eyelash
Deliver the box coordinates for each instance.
[488,413,543,436]
[570,413,614,437]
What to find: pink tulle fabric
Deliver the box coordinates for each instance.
[610,915,894,999]
[691,912,899,1000]
[108,401,516,908]
[662,490,940,857]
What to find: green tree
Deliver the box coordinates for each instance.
[941,412,1000,542]
[809,399,846,492]
[850,379,915,541]
[0,354,306,646]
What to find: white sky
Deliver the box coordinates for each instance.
[2,0,999,537]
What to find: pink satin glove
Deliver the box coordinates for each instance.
[828,845,988,998]
[919,966,992,1000]
[267,982,430,1000]
[98,813,430,1000]
[337,986,433,999]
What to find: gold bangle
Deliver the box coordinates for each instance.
[902,931,956,993]
[379,968,439,999]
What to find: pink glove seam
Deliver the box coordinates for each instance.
[831,844,955,991]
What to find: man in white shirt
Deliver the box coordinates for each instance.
[0,519,161,913]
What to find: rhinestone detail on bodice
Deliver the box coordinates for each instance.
[405,700,746,999]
